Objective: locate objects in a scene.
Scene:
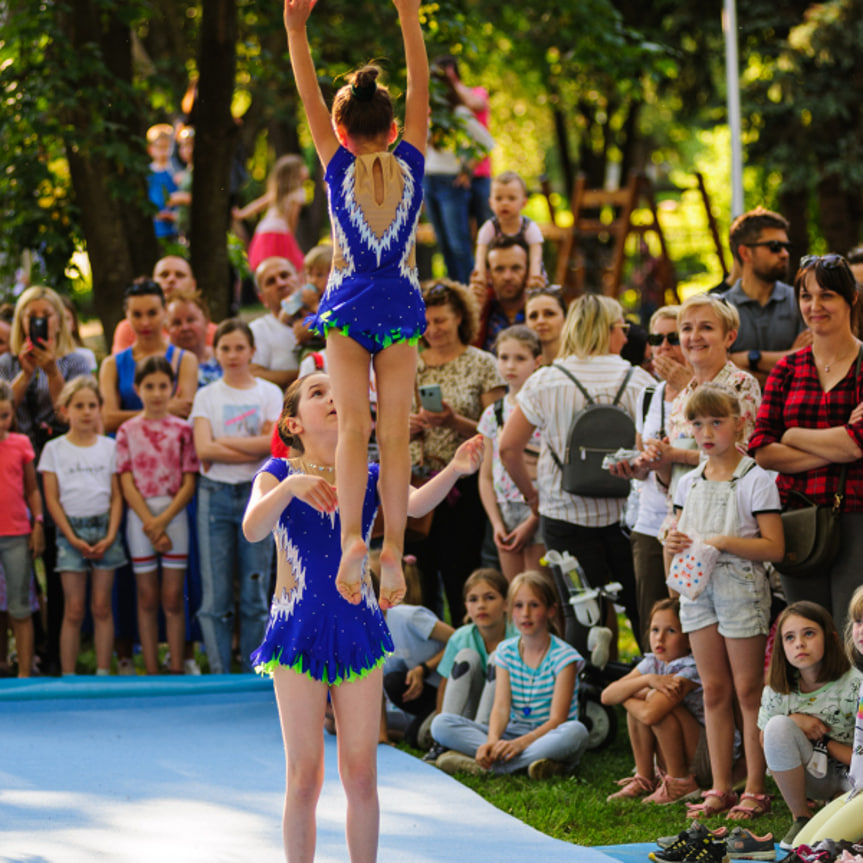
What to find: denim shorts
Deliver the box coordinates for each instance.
[498,500,543,545]
[56,512,128,573]
[680,559,770,638]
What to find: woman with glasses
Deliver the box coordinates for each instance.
[499,294,654,657]
[524,286,567,365]
[409,280,505,623]
[639,294,762,505]
[751,254,863,630]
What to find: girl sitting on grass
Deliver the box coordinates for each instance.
[602,598,705,805]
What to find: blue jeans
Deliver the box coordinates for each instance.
[431,713,588,774]
[423,174,474,284]
[197,475,273,674]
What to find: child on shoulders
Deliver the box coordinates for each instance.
[474,171,545,288]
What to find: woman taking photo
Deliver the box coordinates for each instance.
[751,254,863,631]
[525,286,567,366]
[499,293,654,654]
[409,280,505,622]
[0,286,91,676]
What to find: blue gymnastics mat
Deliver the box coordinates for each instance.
[0,676,620,863]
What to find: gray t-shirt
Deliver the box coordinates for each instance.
[722,280,805,353]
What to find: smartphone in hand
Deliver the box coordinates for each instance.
[418,384,443,413]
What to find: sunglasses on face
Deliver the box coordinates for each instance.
[646,331,680,346]
[745,240,792,254]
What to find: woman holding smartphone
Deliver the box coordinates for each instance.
[409,279,506,622]
[0,286,92,676]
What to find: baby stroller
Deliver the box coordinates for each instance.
[542,549,635,751]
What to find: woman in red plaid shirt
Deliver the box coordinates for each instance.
[750,254,863,632]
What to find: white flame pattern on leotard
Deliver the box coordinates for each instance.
[325,152,420,300]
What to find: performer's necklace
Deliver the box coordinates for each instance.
[302,459,334,474]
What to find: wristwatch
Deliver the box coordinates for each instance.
[748,349,761,372]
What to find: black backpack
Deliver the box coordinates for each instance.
[547,363,636,498]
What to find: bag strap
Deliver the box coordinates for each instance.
[493,397,505,428]
[641,385,657,424]
[612,366,635,407]
[552,362,595,405]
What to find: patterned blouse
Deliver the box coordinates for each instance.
[411,346,504,469]
[667,361,761,451]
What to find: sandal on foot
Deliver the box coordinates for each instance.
[727,792,772,821]
[686,788,739,818]
[607,773,656,801]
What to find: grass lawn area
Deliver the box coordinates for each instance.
[402,710,795,848]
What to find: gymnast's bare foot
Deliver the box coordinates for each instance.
[336,536,367,604]
[378,544,406,610]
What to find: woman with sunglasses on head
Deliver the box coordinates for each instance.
[751,253,863,631]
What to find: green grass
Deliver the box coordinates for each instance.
[401,720,794,847]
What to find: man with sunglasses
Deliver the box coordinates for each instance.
[721,206,809,385]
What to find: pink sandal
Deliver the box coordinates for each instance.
[727,792,772,821]
[685,788,738,817]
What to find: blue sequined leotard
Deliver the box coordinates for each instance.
[251,459,393,684]
[307,140,426,354]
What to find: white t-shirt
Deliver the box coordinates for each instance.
[190,378,283,484]
[383,604,447,686]
[673,460,782,539]
[633,381,674,537]
[249,313,299,372]
[517,355,654,527]
[37,435,117,517]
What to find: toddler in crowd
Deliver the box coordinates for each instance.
[146,123,179,242]
[116,357,198,675]
[474,171,545,288]
[285,0,429,610]
[759,600,862,849]
[279,244,331,364]
[478,325,544,581]
[666,384,784,819]
[0,379,44,678]
[602,598,705,804]
[39,376,126,676]
[432,570,587,778]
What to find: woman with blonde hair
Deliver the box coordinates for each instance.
[499,293,654,656]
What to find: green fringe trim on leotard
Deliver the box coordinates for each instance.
[314,314,422,351]
[254,646,389,686]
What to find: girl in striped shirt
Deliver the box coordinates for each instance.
[432,570,588,778]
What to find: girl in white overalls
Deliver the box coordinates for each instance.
[666,383,785,821]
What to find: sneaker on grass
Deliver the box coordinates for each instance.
[435,751,485,776]
[527,759,565,780]
[779,819,810,853]
[652,824,728,862]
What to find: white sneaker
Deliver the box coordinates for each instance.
[587,626,613,669]
[184,659,202,676]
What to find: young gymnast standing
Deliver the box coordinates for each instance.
[283,0,429,609]
[243,372,481,863]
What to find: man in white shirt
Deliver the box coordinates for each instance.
[249,256,301,389]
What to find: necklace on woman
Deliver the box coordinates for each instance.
[518,636,551,718]
[815,340,860,373]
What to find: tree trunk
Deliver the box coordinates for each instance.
[188,0,239,322]
[778,187,811,277]
[816,174,861,257]
[60,0,158,344]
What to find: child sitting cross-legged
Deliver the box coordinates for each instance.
[601,598,706,804]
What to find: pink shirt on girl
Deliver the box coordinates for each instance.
[0,433,35,536]
[115,415,199,498]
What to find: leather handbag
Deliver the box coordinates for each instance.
[775,488,843,578]
[775,347,861,578]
